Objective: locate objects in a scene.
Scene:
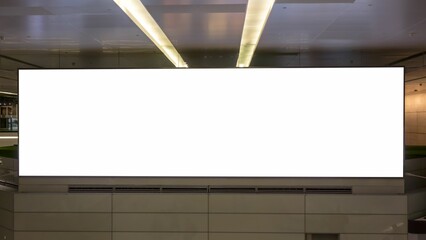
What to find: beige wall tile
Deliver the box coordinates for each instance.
[0,191,14,211]
[306,214,407,234]
[0,226,13,240]
[0,208,13,230]
[15,193,111,212]
[14,213,111,231]
[209,214,304,233]
[408,190,426,219]
[405,112,418,133]
[113,213,207,232]
[417,112,426,133]
[209,194,304,213]
[15,232,111,240]
[306,195,407,214]
[113,232,207,240]
[209,233,305,240]
[340,234,407,240]
[113,193,207,213]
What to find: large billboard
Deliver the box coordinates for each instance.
[19,68,404,177]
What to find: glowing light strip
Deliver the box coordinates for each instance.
[0,136,18,139]
[406,173,426,179]
[237,0,275,67]
[0,91,17,96]
[114,0,188,67]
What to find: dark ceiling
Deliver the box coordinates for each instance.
[0,0,425,94]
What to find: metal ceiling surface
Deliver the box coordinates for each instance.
[0,0,424,52]
[0,0,425,94]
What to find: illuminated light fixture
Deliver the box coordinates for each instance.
[0,91,17,96]
[236,0,275,67]
[114,0,188,68]
[0,136,18,139]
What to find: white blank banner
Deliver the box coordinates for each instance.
[18,68,404,177]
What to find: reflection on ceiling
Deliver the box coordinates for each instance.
[0,0,425,92]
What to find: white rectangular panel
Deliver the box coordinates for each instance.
[18,68,404,177]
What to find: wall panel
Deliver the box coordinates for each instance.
[407,189,426,219]
[113,232,207,240]
[209,233,305,240]
[209,214,304,233]
[113,213,207,232]
[15,193,111,212]
[405,112,418,133]
[306,214,407,234]
[113,193,207,213]
[306,195,407,214]
[417,112,426,133]
[0,226,13,240]
[405,93,426,145]
[209,194,304,213]
[0,191,14,211]
[0,208,13,230]
[14,213,111,231]
[339,234,407,240]
[14,232,111,240]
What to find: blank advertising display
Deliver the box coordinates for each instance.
[18,68,404,177]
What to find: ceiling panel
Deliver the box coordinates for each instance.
[146,4,246,13]
[0,0,425,67]
[0,7,52,16]
[259,2,350,49]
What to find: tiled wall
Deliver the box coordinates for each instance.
[405,92,426,146]
[11,192,408,240]
[0,191,14,240]
[407,190,426,219]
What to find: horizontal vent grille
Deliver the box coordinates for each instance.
[257,187,304,193]
[305,187,352,194]
[162,187,208,193]
[209,187,257,193]
[115,187,161,193]
[69,186,113,193]
[69,185,352,194]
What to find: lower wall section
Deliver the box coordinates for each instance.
[14,213,111,231]
[209,233,304,240]
[0,226,13,240]
[209,214,304,233]
[340,234,408,240]
[113,233,207,240]
[0,208,13,230]
[0,191,14,240]
[408,189,426,219]
[14,232,112,240]
[306,214,407,234]
[113,213,207,232]
[11,192,409,240]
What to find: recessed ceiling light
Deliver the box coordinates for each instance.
[0,91,17,96]
[114,0,188,68]
[236,0,275,67]
[0,136,18,139]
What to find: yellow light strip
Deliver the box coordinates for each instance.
[236,0,275,67]
[0,91,17,96]
[114,0,188,68]
[0,136,18,139]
